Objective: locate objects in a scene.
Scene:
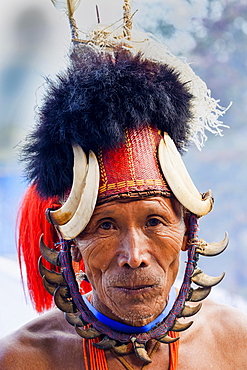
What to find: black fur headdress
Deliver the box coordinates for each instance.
[22,44,193,198]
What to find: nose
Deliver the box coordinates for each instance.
[118,228,150,268]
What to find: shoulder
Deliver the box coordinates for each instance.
[179,298,247,368]
[203,299,247,365]
[202,298,247,335]
[0,309,82,370]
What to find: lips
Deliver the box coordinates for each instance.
[107,272,162,296]
[113,284,156,295]
[116,284,154,289]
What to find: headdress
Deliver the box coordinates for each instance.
[18,0,229,363]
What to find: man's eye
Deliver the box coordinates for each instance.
[146,218,161,227]
[99,221,114,230]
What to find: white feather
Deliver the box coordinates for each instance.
[51,0,81,18]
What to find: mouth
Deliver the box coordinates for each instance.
[114,284,155,294]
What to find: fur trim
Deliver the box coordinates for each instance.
[22,48,193,198]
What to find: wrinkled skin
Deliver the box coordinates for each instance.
[73,196,188,326]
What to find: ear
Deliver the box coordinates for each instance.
[181,211,190,251]
[181,232,189,251]
[71,245,82,262]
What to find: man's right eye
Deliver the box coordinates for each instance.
[99,221,114,230]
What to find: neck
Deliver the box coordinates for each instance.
[82,286,176,334]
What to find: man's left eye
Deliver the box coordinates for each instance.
[146,218,161,227]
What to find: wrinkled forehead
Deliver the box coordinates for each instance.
[93,195,184,220]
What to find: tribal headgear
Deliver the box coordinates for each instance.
[18,0,229,363]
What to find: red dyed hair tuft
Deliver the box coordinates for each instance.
[17,184,91,312]
[17,184,61,312]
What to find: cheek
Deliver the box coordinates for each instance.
[153,224,185,266]
[77,237,117,282]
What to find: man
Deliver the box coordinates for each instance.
[1,1,247,369]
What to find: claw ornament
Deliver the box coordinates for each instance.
[54,286,78,313]
[187,287,211,302]
[196,232,229,256]
[38,257,66,286]
[172,319,193,332]
[75,325,101,339]
[112,343,133,355]
[39,235,60,266]
[191,269,225,287]
[157,334,179,344]
[178,303,202,318]
[131,337,152,363]
[93,336,117,350]
[65,313,87,327]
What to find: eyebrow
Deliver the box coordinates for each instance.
[91,208,117,219]
[94,200,170,217]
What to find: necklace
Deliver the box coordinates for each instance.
[111,341,160,370]
[58,214,198,347]
[40,214,212,364]
[82,331,179,370]
[82,288,176,333]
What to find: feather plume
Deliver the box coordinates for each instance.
[51,0,81,18]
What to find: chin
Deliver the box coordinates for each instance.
[113,309,154,327]
[110,300,165,327]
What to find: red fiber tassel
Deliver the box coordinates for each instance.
[17,184,60,312]
[17,184,92,313]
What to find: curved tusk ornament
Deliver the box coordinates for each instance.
[49,145,88,226]
[158,133,213,216]
[161,133,201,199]
[58,150,100,240]
[191,268,225,287]
[196,232,229,257]
[39,235,60,266]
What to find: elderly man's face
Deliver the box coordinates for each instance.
[75,196,187,326]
